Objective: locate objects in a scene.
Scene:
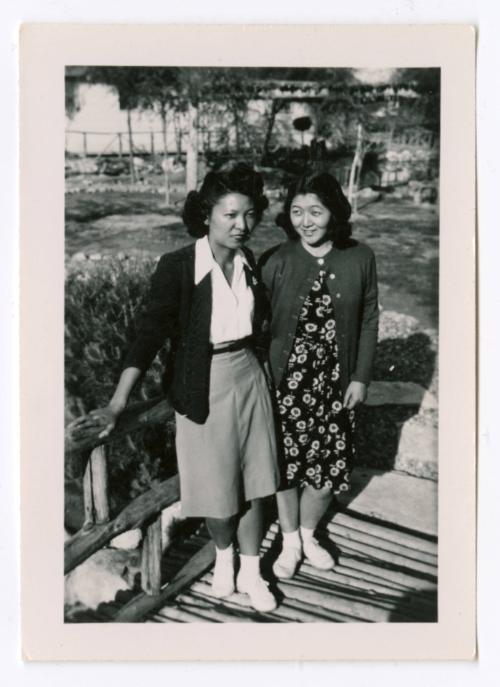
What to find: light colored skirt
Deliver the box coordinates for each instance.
[175,348,279,518]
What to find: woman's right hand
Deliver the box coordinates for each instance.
[68,368,139,439]
[69,402,124,439]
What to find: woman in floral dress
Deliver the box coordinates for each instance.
[259,171,379,579]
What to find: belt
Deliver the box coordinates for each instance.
[211,337,253,355]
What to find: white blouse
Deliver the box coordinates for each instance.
[194,236,254,345]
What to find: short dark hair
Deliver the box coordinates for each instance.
[276,171,352,247]
[182,162,269,238]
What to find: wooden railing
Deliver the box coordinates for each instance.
[65,397,216,622]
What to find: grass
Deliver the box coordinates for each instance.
[66,189,439,328]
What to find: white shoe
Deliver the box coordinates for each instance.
[236,573,277,612]
[272,546,302,579]
[211,551,235,598]
[303,537,335,570]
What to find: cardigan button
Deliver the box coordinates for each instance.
[318,258,324,266]
[336,293,341,298]
[329,274,336,280]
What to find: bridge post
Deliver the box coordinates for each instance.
[141,513,163,595]
[82,445,110,528]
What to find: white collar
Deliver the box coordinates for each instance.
[194,235,250,285]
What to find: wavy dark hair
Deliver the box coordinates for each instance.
[182,161,269,238]
[276,171,352,247]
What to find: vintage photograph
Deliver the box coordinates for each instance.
[20,22,475,661]
[63,65,440,624]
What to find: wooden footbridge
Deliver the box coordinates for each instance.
[65,398,437,624]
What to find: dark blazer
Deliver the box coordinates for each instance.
[258,239,379,394]
[123,242,269,424]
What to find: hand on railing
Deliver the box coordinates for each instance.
[69,403,124,439]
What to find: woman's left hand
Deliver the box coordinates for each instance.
[343,381,367,409]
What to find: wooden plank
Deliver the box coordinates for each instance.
[326,521,438,566]
[140,514,163,596]
[187,579,345,623]
[298,563,422,600]
[151,606,213,623]
[260,532,435,593]
[90,445,109,523]
[113,540,216,623]
[265,519,437,565]
[173,593,255,623]
[275,578,394,623]
[329,532,437,577]
[332,562,429,594]
[82,458,94,528]
[332,512,437,555]
[336,550,437,592]
[64,475,179,574]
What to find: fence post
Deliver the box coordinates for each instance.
[141,513,163,595]
[118,133,123,158]
[82,444,110,529]
[83,458,94,530]
[90,445,110,523]
[82,132,88,159]
[150,132,155,157]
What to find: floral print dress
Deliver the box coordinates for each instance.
[276,268,355,493]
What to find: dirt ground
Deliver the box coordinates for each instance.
[65,189,439,330]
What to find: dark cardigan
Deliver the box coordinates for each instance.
[123,242,268,424]
[258,239,379,394]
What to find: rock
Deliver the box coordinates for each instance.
[71,252,87,262]
[337,467,437,536]
[89,253,103,261]
[356,187,380,202]
[366,381,437,409]
[394,410,438,480]
[64,547,141,610]
[110,529,142,550]
[64,502,183,611]
[379,310,420,340]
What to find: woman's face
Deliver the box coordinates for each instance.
[207,192,257,252]
[290,193,332,247]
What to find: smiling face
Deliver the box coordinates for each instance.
[207,192,257,254]
[289,193,332,247]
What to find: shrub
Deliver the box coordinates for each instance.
[65,257,176,519]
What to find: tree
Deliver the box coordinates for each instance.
[133,68,180,206]
[85,67,146,182]
[293,116,312,147]
[394,68,440,135]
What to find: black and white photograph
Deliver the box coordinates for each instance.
[19,23,475,662]
[63,64,440,624]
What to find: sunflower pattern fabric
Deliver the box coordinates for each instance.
[276,269,355,493]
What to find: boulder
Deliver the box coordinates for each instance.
[64,546,141,610]
[110,529,142,550]
[71,252,87,262]
[366,381,437,410]
[394,409,438,480]
[378,310,421,340]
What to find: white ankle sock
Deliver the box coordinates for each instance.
[215,543,234,561]
[300,526,316,543]
[239,554,260,579]
[282,529,302,549]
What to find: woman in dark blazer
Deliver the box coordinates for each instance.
[81,163,279,612]
[259,171,379,580]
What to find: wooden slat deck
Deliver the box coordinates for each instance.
[146,508,437,624]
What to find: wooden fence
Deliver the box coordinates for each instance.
[65,397,217,622]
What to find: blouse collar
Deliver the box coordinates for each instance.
[194,235,250,285]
